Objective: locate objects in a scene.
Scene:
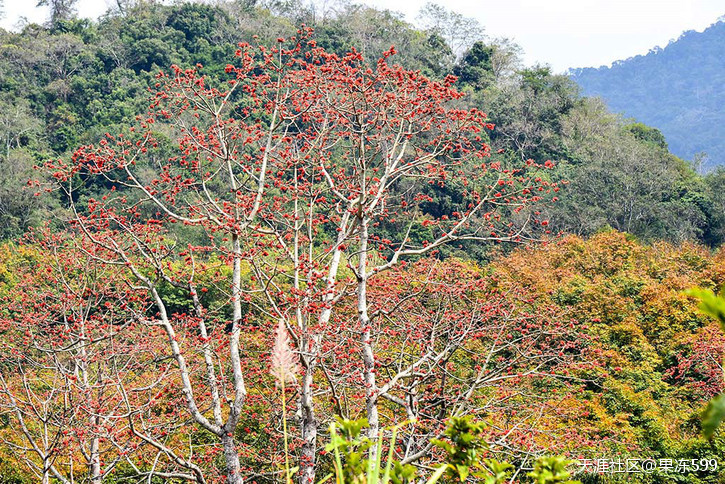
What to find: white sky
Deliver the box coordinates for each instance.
[1,0,723,72]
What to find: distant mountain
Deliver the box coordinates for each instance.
[570,18,725,170]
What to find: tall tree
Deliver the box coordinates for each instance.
[36,0,78,25]
[43,30,556,483]
[0,231,150,483]
[416,2,484,58]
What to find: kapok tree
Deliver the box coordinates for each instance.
[41,27,557,483]
[316,257,586,467]
[0,229,156,483]
[1,230,217,483]
[231,32,556,480]
[235,30,557,474]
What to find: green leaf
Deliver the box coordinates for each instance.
[381,425,399,484]
[685,288,725,331]
[424,465,448,484]
[317,474,334,484]
[456,464,470,481]
[703,393,725,439]
[483,459,513,484]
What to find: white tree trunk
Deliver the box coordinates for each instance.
[358,218,379,449]
[298,362,317,484]
[221,434,244,484]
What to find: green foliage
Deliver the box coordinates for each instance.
[430,416,517,483]
[0,149,49,239]
[686,287,725,329]
[549,97,708,243]
[482,460,515,484]
[324,417,582,484]
[624,122,668,150]
[527,456,579,484]
[0,456,29,484]
[454,41,495,89]
[324,417,423,484]
[431,416,490,482]
[0,0,721,249]
[428,416,579,484]
[702,394,725,440]
[703,168,725,246]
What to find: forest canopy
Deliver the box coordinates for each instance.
[0,0,723,246]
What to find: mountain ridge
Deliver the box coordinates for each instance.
[570,18,725,169]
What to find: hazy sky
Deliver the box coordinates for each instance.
[1,0,723,72]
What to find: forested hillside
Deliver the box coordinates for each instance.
[570,19,725,170]
[1,2,725,483]
[1,1,724,247]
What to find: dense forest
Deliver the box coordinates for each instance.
[0,1,724,483]
[1,1,724,247]
[571,18,725,170]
